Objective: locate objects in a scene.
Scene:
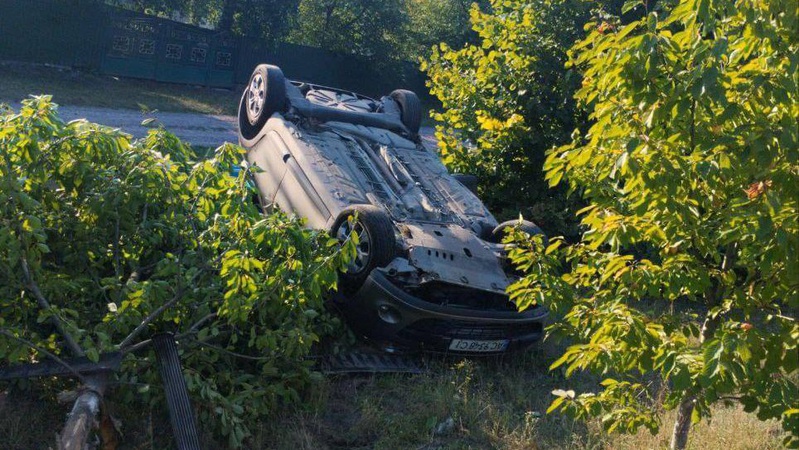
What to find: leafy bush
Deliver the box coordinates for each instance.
[509,0,799,447]
[0,98,353,447]
[421,0,605,234]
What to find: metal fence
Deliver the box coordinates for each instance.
[0,0,427,97]
[100,9,238,87]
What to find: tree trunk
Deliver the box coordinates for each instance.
[669,243,738,449]
[58,389,102,450]
[322,2,336,47]
[218,0,238,33]
[670,395,695,450]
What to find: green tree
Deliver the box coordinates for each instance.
[116,0,299,42]
[218,0,301,41]
[422,0,602,234]
[0,98,354,447]
[509,0,799,447]
[401,0,484,61]
[289,0,408,64]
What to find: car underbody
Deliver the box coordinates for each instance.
[238,64,548,354]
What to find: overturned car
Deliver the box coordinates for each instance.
[238,64,548,353]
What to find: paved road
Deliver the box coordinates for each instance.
[8,102,437,149]
[10,103,238,147]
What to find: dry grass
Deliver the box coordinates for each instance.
[0,345,787,450]
[255,346,786,450]
[609,407,784,450]
[0,387,71,449]
[0,62,240,115]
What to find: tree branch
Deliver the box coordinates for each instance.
[113,211,122,281]
[119,338,151,354]
[21,257,85,357]
[177,313,218,339]
[339,6,369,30]
[701,243,738,342]
[183,338,273,362]
[117,254,223,349]
[121,312,219,355]
[0,328,87,384]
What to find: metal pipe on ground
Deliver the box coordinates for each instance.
[153,333,201,450]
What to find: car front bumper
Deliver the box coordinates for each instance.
[337,270,549,354]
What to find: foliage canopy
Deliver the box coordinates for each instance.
[507,0,798,446]
[0,98,354,447]
[122,0,477,63]
[422,0,600,233]
[288,0,479,66]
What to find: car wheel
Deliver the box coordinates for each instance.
[490,219,547,244]
[389,89,422,134]
[332,205,396,293]
[238,64,287,141]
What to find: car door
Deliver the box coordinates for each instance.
[270,129,332,229]
[247,130,288,206]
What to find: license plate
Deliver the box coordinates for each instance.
[448,338,509,353]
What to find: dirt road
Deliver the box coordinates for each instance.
[8,102,437,149]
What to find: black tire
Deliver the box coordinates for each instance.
[332,205,396,293]
[389,89,422,134]
[490,219,547,244]
[238,64,287,142]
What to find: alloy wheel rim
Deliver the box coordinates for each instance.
[247,74,265,119]
[336,221,371,274]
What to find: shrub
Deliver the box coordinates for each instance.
[0,97,353,447]
[421,0,603,234]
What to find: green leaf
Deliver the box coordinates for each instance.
[691,405,701,424]
[86,347,99,363]
[552,389,576,398]
[622,0,643,15]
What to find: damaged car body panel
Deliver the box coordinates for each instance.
[238,64,547,353]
